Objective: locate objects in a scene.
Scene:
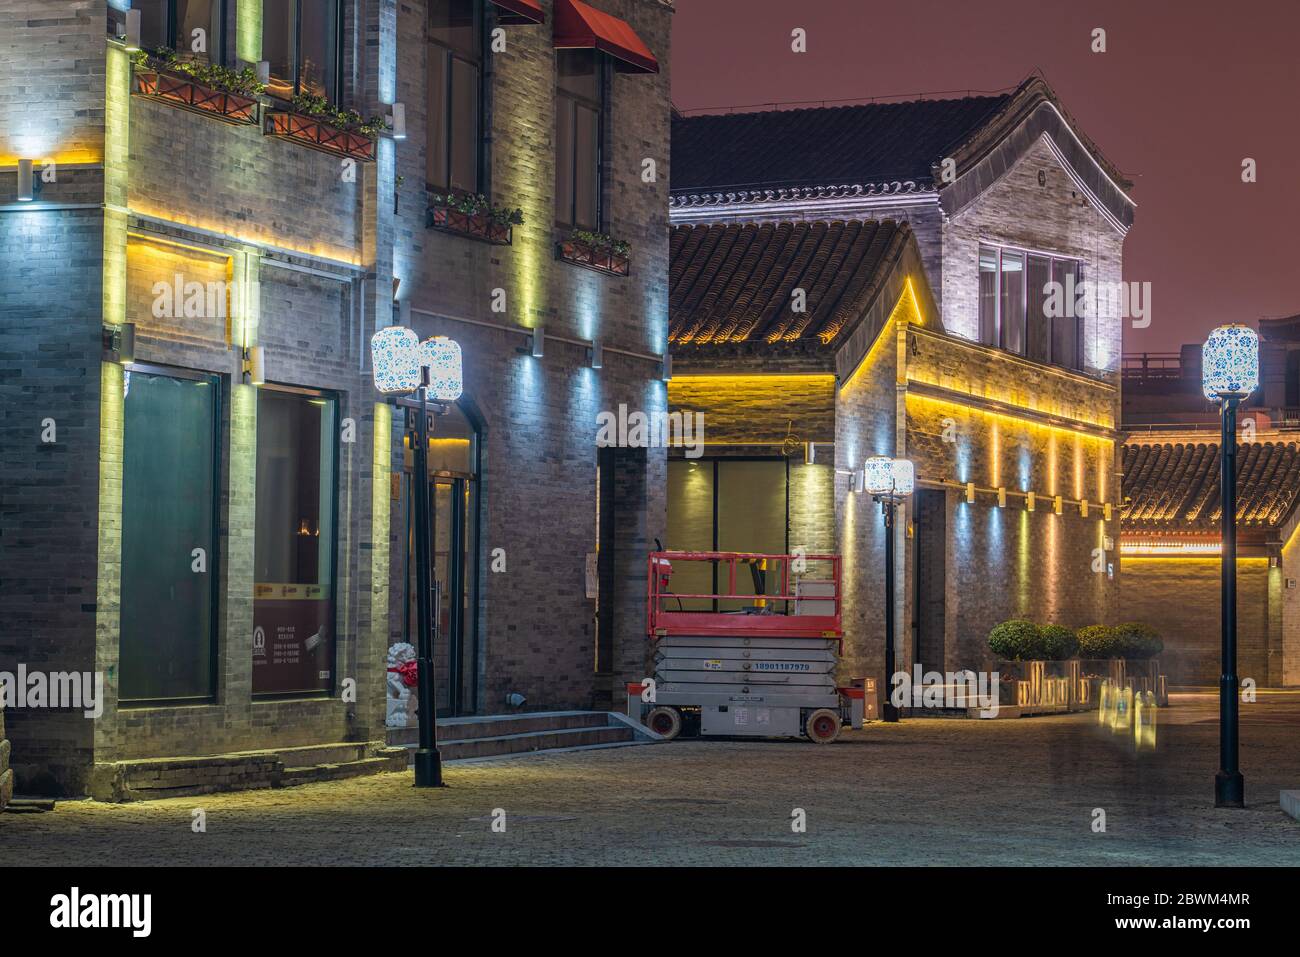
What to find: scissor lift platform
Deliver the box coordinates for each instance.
[636,552,862,743]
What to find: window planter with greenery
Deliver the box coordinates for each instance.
[264,93,385,162]
[426,193,523,245]
[130,49,264,125]
[557,230,631,277]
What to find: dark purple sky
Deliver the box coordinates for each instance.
[670,0,1300,354]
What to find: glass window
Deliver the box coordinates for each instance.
[1026,254,1052,364]
[978,246,998,347]
[979,244,1084,371]
[665,458,787,611]
[1052,259,1082,371]
[119,369,220,703]
[253,389,337,695]
[427,0,482,193]
[999,250,1025,355]
[556,50,604,230]
[264,0,340,101]
[133,0,223,60]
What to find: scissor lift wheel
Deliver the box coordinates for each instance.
[647,706,682,740]
[805,708,841,744]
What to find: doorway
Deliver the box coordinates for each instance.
[913,488,946,674]
[403,402,479,717]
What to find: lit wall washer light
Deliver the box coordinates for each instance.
[243,346,266,386]
[124,9,142,51]
[1202,323,1260,400]
[1080,499,1089,518]
[531,326,545,358]
[997,487,1007,508]
[103,322,135,364]
[805,442,816,466]
[1026,491,1036,512]
[589,339,603,369]
[17,159,34,202]
[661,353,672,382]
[389,103,406,140]
[965,481,975,504]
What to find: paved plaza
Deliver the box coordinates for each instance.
[3,692,1299,867]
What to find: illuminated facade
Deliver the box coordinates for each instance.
[1,0,672,797]
[667,78,1131,681]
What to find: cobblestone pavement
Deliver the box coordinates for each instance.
[3,692,1299,866]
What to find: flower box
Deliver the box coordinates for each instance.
[427,204,513,245]
[132,69,259,125]
[264,110,376,162]
[557,237,630,277]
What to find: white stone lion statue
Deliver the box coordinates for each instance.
[386,642,419,728]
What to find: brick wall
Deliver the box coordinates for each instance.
[1121,558,1272,685]
[389,0,673,711]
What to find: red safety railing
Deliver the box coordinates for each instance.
[646,551,842,639]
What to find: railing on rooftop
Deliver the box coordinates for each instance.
[1122,353,1185,380]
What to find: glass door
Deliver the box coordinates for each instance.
[403,404,478,716]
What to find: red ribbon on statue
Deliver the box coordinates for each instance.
[387,661,418,688]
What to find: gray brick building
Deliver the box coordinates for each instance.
[1,0,672,798]
[665,78,1132,683]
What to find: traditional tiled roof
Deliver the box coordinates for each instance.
[668,219,908,346]
[671,94,1010,197]
[1121,440,1300,534]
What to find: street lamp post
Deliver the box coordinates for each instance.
[1201,323,1259,809]
[864,456,914,723]
[371,327,464,788]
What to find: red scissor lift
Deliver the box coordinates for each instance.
[634,551,863,743]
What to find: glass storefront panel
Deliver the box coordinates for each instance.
[252,389,337,695]
[119,368,220,703]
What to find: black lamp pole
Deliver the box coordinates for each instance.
[881,495,900,723]
[410,370,443,788]
[1215,394,1243,807]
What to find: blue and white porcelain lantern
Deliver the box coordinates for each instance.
[863,456,914,497]
[370,326,421,395]
[419,335,464,402]
[1202,324,1259,401]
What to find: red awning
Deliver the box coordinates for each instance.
[491,0,544,25]
[553,0,659,74]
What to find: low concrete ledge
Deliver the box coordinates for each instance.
[1282,791,1300,822]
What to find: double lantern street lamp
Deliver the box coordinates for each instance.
[1201,323,1260,809]
[371,326,464,788]
[863,456,914,723]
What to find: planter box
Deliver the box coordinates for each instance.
[427,204,512,245]
[133,69,259,125]
[264,110,375,161]
[557,238,630,277]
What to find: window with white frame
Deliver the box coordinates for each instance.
[978,243,1084,371]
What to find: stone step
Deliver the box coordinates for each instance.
[387,710,611,747]
[432,724,635,761]
[277,754,407,787]
[90,741,401,802]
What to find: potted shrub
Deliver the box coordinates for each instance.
[427,193,524,245]
[987,619,1044,661]
[264,92,385,161]
[558,229,631,276]
[1040,624,1079,660]
[131,48,264,125]
[1076,624,1118,658]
